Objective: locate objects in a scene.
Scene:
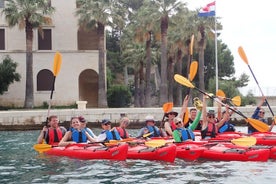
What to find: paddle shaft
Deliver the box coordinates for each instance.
[193,86,247,119]
[247,65,274,116]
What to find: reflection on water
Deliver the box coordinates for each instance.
[0,129,276,183]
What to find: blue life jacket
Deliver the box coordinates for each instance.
[71,128,87,143]
[146,126,160,137]
[177,128,195,141]
[219,122,235,133]
[103,130,121,141]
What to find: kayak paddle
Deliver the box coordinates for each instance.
[238,46,275,118]
[174,74,270,132]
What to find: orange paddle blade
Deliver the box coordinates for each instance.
[216,89,226,98]
[163,102,173,113]
[246,118,270,132]
[183,108,189,125]
[189,61,198,81]
[53,52,62,76]
[238,46,249,65]
[190,34,194,56]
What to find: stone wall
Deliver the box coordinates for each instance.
[1,106,275,131]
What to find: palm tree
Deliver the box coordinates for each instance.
[151,0,183,106]
[130,1,160,107]
[2,0,54,108]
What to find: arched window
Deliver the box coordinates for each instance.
[37,69,54,91]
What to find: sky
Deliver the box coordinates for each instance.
[182,0,276,96]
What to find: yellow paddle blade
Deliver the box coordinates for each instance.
[246,118,270,132]
[189,61,198,81]
[231,137,257,147]
[145,140,166,148]
[53,52,62,76]
[174,74,195,88]
[143,132,153,138]
[163,102,173,113]
[190,34,194,55]
[238,46,249,65]
[231,96,241,106]
[216,89,226,98]
[33,144,52,153]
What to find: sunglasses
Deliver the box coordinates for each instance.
[208,115,215,118]
[259,111,265,114]
[103,123,111,126]
[175,121,182,125]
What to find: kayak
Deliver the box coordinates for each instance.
[127,143,177,163]
[200,143,270,162]
[45,143,128,161]
[251,132,276,146]
[176,143,206,161]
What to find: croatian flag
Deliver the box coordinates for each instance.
[198,1,216,17]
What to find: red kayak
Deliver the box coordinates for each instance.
[176,143,206,161]
[45,143,128,161]
[200,143,270,162]
[127,143,176,163]
[251,132,276,146]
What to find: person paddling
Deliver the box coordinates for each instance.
[137,115,161,138]
[163,110,178,136]
[116,117,131,139]
[37,115,66,146]
[98,119,122,142]
[79,116,97,139]
[172,117,195,142]
[58,117,97,147]
[201,95,229,140]
[249,96,272,133]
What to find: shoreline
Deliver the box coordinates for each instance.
[0,106,274,131]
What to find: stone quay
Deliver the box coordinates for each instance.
[0,106,275,131]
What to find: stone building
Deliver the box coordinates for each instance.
[0,0,101,108]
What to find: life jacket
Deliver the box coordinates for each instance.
[116,127,129,139]
[47,128,63,146]
[71,128,88,143]
[103,129,121,141]
[146,126,160,137]
[170,121,177,130]
[201,121,217,139]
[219,122,235,133]
[176,128,195,142]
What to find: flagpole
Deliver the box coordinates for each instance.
[214,1,218,93]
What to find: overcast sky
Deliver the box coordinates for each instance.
[182,0,276,96]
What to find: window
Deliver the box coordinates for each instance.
[0,29,4,50]
[0,0,4,8]
[37,69,54,91]
[38,29,52,50]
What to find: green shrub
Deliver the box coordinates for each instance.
[107,85,131,107]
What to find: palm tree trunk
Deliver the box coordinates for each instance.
[24,23,34,109]
[144,33,152,107]
[97,22,108,107]
[160,16,169,105]
[168,57,174,103]
[175,49,183,106]
[139,61,145,107]
[198,25,206,99]
[134,70,139,107]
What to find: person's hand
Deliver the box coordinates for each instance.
[42,126,48,132]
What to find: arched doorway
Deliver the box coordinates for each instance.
[79,69,98,107]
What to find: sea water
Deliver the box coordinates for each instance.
[0,128,276,184]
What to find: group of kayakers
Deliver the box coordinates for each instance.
[37,94,275,147]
